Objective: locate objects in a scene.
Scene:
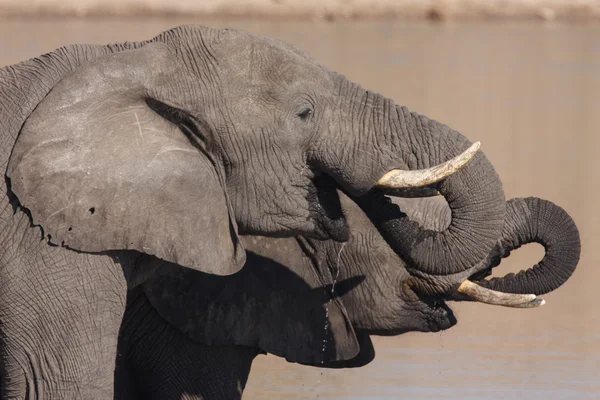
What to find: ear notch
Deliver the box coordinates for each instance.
[7,43,245,275]
[143,248,360,365]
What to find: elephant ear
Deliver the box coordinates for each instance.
[143,239,360,365]
[6,43,245,275]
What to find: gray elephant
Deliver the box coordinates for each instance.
[0,24,540,397]
[114,193,580,399]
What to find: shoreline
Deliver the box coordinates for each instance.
[1,1,600,22]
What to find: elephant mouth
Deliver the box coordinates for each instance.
[399,281,458,333]
[309,173,349,242]
[419,294,457,332]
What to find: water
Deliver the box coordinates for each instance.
[320,242,346,366]
[1,18,598,399]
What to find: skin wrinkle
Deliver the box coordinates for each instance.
[3,248,126,389]
[332,237,398,329]
[319,80,370,184]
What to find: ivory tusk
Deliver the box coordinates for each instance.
[457,280,545,308]
[376,142,480,189]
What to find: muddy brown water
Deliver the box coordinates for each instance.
[1,18,598,400]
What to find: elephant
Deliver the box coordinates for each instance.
[0,24,543,397]
[113,193,580,399]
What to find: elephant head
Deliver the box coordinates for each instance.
[6,25,505,281]
[340,195,579,336]
[139,193,579,368]
[356,193,580,308]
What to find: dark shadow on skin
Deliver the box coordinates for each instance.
[143,250,364,362]
[116,252,365,399]
[115,288,259,400]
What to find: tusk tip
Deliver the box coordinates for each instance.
[513,297,546,308]
[533,298,546,307]
[463,141,481,157]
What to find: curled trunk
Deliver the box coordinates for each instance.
[312,80,506,276]
[351,107,505,275]
[477,197,580,295]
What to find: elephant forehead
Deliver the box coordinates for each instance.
[217,31,334,100]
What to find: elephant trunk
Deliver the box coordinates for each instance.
[476,197,580,295]
[349,104,506,276]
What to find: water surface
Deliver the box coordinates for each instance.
[1,18,598,400]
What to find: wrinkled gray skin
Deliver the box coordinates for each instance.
[115,194,579,399]
[0,25,509,397]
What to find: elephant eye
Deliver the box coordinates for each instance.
[298,108,313,121]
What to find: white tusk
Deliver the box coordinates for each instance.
[376,142,480,189]
[457,280,545,308]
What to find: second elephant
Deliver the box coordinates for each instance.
[116,194,580,399]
